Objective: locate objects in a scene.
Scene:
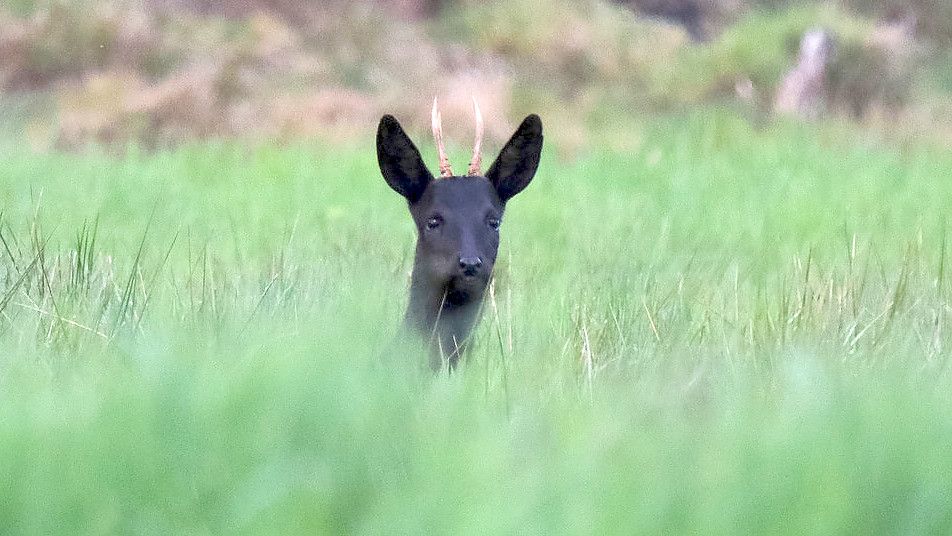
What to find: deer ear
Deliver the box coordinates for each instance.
[377,115,433,203]
[486,114,543,203]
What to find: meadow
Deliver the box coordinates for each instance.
[1,108,952,533]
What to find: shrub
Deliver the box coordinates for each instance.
[669,4,919,117]
[843,0,952,47]
[0,1,178,91]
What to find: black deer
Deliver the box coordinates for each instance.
[377,100,543,370]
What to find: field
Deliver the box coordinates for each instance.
[1,108,952,533]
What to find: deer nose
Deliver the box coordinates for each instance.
[458,256,482,276]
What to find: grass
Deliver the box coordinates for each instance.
[1,107,952,533]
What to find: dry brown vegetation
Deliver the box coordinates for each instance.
[0,0,949,151]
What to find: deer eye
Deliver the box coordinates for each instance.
[487,216,501,230]
[425,215,443,230]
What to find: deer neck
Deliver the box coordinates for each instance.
[405,271,486,368]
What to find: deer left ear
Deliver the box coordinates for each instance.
[377,115,434,203]
[486,114,543,203]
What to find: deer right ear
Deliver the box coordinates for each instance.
[486,114,543,203]
[377,115,433,203]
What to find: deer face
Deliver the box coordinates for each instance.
[408,176,503,302]
[376,105,543,309]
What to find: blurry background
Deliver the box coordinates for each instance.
[4,4,952,532]
[1,0,950,155]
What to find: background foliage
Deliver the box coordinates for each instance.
[1,0,951,151]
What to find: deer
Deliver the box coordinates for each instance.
[377,99,543,371]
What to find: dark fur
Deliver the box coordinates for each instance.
[377,114,543,370]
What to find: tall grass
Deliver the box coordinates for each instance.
[1,109,951,533]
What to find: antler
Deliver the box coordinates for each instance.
[467,97,484,176]
[431,98,453,177]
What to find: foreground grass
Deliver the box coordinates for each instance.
[1,109,952,533]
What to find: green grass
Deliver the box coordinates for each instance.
[1,108,952,534]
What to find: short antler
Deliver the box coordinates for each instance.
[467,97,483,176]
[431,98,453,178]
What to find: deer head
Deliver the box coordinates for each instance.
[377,99,543,369]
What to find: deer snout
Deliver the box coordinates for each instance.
[458,256,483,277]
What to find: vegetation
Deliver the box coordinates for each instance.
[1,109,952,532]
[2,0,951,150]
[2,0,951,532]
